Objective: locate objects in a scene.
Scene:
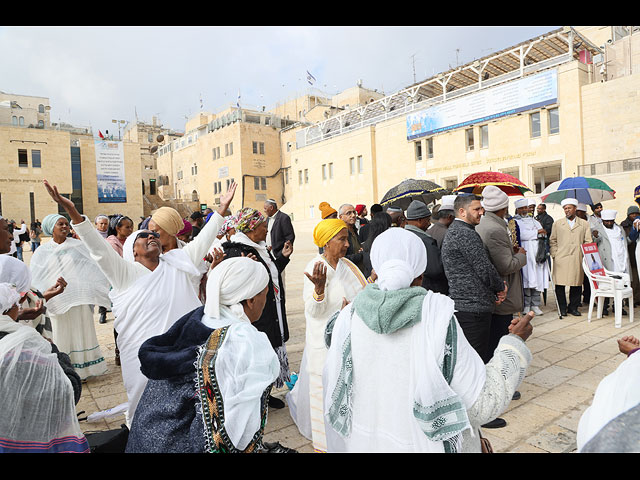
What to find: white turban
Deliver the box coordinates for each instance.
[601,209,617,221]
[0,255,32,294]
[528,198,537,206]
[370,228,427,291]
[440,195,456,211]
[561,198,579,207]
[577,203,588,212]
[481,185,509,212]
[514,198,528,209]
[204,256,270,321]
[0,283,21,313]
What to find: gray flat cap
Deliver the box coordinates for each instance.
[406,200,431,220]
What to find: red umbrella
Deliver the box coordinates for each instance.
[453,171,532,196]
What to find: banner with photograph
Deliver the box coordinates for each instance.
[95,140,127,203]
[406,68,558,140]
[582,242,605,288]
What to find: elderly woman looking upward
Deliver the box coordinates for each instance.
[43,179,236,425]
[29,212,111,380]
[288,218,372,453]
[222,207,293,408]
[126,257,294,453]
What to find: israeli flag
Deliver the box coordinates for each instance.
[306,70,316,86]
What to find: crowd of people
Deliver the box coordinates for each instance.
[1,178,639,453]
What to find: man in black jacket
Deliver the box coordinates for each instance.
[404,200,448,294]
[264,199,295,259]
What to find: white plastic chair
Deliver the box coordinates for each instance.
[582,258,634,328]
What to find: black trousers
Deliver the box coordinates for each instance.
[555,285,582,314]
[455,310,493,364]
[489,313,513,360]
[582,274,591,303]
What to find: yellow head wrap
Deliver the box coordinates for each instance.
[151,207,184,236]
[313,219,347,248]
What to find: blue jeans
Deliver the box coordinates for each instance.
[31,242,40,252]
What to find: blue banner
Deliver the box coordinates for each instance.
[95,140,127,203]
[407,69,558,140]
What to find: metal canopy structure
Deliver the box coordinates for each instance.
[297,27,602,148]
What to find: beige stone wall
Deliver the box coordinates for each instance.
[0,125,143,227]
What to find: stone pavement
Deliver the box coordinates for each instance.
[28,227,637,454]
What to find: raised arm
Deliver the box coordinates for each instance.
[43,180,139,291]
[183,181,237,264]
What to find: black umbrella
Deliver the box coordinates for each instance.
[380,179,449,210]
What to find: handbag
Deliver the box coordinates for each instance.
[84,424,130,453]
[479,431,494,453]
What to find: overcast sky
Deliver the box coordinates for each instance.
[0,25,560,135]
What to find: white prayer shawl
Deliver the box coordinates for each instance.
[199,257,277,450]
[29,236,111,315]
[295,253,368,452]
[577,351,640,451]
[604,224,628,273]
[0,255,31,294]
[515,215,549,290]
[71,212,226,423]
[323,292,486,453]
[0,314,88,452]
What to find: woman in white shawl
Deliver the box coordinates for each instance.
[223,207,293,404]
[29,212,111,380]
[323,227,535,453]
[288,218,372,453]
[43,179,236,425]
[0,283,89,453]
[126,257,293,453]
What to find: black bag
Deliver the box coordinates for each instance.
[85,424,129,453]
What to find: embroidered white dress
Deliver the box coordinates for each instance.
[30,237,111,380]
[288,254,368,452]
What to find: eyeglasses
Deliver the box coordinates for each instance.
[136,231,160,241]
[343,210,357,216]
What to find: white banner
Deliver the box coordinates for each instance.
[95,140,127,203]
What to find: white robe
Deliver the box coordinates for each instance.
[515,215,549,291]
[604,224,629,273]
[288,254,368,452]
[72,212,225,423]
[577,351,640,451]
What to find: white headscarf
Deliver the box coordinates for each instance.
[122,229,146,264]
[369,227,427,291]
[204,256,269,322]
[0,255,32,294]
[0,283,21,313]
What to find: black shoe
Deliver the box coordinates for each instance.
[560,310,567,317]
[482,418,507,429]
[512,391,521,400]
[568,309,581,316]
[268,395,285,409]
[99,312,107,324]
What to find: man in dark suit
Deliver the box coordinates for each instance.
[264,199,295,259]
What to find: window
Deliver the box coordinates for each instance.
[12,116,17,125]
[285,168,289,184]
[254,177,260,190]
[259,142,265,155]
[415,141,422,161]
[329,163,334,179]
[322,164,327,180]
[253,141,258,154]
[261,177,266,190]
[298,170,303,184]
[148,133,153,143]
[229,142,233,155]
[18,149,28,167]
[350,157,355,175]
[358,156,363,173]
[32,150,41,168]
[533,163,562,194]
[465,128,474,151]
[480,125,489,148]
[548,108,559,135]
[304,169,309,184]
[37,120,44,128]
[444,177,458,190]
[213,148,218,160]
[500,167,519,180]
[19,116,24,126]
[38,104,45,113]
[530,112,541,138]
[426,138,433,158]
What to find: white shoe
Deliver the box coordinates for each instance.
[531,306,543,316]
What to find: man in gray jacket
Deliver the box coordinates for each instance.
[476,186,527,359]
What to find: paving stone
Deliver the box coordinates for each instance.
[526,364,582,389]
